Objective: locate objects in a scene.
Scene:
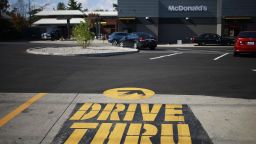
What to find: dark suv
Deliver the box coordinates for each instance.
[119,32,157,50]
[192,33,234,46]
[108,32,128,45]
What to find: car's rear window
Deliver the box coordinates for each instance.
[117,33,127,36]
[110,32,127,37]
[238,32,256,38]
[136,33,153,39]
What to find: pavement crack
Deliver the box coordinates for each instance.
[39,93,80,144]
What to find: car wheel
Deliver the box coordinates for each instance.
[120,42,124,47]
[112,40,118,46]
[133,42,138,49]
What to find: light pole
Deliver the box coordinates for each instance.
[28,0,31,27]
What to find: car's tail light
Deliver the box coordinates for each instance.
[191,37,195,43]
[237,38,245,45]
[239,40,247,45]
[139,37,145,42]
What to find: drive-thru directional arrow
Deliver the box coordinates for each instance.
[103,87,155,100]
[118,90,146,96]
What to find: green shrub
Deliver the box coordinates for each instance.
[73,20,92,48]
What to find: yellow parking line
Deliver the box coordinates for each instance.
[0,93,47,127]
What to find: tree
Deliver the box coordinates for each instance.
[113,3,118,11]
[10,8,28,32]
[87,13,99,36]
[73,20,93,48]
[0,0,10,13]
[14,0,27,18]
[28,8,42,25]
[57,2,66,10]
[67,0,82,10]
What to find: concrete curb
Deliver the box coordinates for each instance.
[26,47,139,57]
[158,43,234,48]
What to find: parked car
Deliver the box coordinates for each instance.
[41,30,61,40]
[119,32,157,50]
[191,33,234,46]
[108,32,128,45]
[234,31,256,56]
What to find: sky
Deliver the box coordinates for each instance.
[9,0,117,11]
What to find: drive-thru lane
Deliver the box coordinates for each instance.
[0,92,256,144]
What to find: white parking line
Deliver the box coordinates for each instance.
[252,69,256,72]
[150,52,183,60]
[213,53,229,61]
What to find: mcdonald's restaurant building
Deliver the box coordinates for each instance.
[118,0,256,43]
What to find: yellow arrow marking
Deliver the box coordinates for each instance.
[103,87,155,100]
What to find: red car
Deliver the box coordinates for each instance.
[234,31,256,56]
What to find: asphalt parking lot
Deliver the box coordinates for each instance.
[0,42,255,98]
[0,42,256,144]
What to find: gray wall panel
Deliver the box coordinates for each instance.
[118,0,256,17]
[136,24,158,38]
[159,24,217,43]
[118,0,256,43]
[118,0,159,17]
[222,0,256,16]
[160,0,217,18]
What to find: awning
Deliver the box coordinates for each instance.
[35,10,117,17]
[33,18,85,25]
[84,11,117,17]
[35,10,84,17]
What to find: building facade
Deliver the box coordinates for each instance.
[33,10,118,39]
[118,0,256,43]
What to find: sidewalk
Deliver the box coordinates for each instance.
[1,93,255,144]
[158,43,234,48]
[158,43,197,47]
